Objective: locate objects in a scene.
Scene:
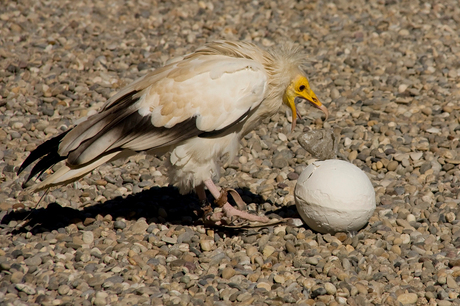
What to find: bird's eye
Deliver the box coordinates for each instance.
[299,85,305,91]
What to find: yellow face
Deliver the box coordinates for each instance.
[283,75,328,131]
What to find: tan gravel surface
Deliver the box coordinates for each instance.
[1,0,460,305]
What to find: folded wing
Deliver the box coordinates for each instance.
[19,53,268,190]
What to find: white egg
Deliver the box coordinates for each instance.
[294,159,376,234]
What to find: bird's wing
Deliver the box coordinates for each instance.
[57,54,268,166]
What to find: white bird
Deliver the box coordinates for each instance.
[18,40,328,224]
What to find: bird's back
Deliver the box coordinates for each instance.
[18,41,285,192]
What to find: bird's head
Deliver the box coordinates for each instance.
[283,75,328,132]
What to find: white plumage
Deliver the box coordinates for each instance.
[18,40,328,223]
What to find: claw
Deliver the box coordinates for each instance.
[200,179,270,225]
[214,188,228,207]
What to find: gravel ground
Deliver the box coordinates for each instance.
[1,0,460,305]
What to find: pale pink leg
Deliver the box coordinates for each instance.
[203,179,269,223]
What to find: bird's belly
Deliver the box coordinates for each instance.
[166,133,240,194]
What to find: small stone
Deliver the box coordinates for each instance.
[303,278,316,289]
[93,291,108,306]
[221,267,236,279]
[285,241,297,254]
[15,284,36,295]
[246,246,258,256]
[406,214,416,222]
[263,245,275,258]
[161,236,177,244]
[391,245,401,255]
[311,287,327,298]
[410,152,423,161]
[82,231,94,244]
[25,255,42,266]
[397,293,418,305]
[426,127,441,134]
[274,274,285,283]
[331,88,340,99]
[446,275,458,289]
[324,282,337,295]
[58,284,70,295]
[274,225,286,235]
[387,161,398,171]
[446,212,456,223]
[287,172,299,180]
[0,262,11,271]
[348,150,358,161]
[278,133,287,141]
[305,257,318,265]
[399,84,408,93]
[400,234,410,244]
[200,239,214,251]
[130,219,149,234]
[256,282,271,291]
[113,220,126,230]
[83,218,96,226]
[177,231,194,243]
[449,259,460,268]
[10,271,24,283]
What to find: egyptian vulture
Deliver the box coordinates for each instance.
[18,40,328,224]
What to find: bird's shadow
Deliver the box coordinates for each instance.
[1,186,298,236]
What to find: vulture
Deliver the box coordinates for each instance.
[18,40,328,224]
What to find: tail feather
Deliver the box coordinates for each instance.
[17,130,70,176]
[28,150,127,192]
[25,151,66,186]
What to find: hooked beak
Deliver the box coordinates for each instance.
[289,91,329,132]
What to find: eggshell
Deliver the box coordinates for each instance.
[294,159,376,233]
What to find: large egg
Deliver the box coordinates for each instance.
[294,160,376,233]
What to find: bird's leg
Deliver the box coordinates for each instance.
[203,179,269,223]
[195,183,207,203]
[195,183,212,217]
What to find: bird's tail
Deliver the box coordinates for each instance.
[17,129,131,192]
[26,151,122,192]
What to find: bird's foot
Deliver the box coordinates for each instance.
[220,202,270,223]
[206,188,269,224]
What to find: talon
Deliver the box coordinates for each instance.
[202,204,213,216]
[202,179,270,225]
[199,203,214,221]
[214,188,228,207]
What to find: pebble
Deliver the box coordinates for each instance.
[58,284,70,295]
[273,274,285,284]
[324,282,337,295]
[82,231,94,244]
[113,220,126,230]
[386,161,399,171]
[24,255,42,266]
[256,282,271,291]
[397,293,418,305]
[305,257,319,265]
[130,219,149,234]
[221,267,235,279]
[263,245,275,258]
[15,284,36,295]
[446,275,458,289]
[200,239,214,251]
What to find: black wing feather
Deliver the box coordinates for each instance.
[17,130,70,175]
[24,151,67,185]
